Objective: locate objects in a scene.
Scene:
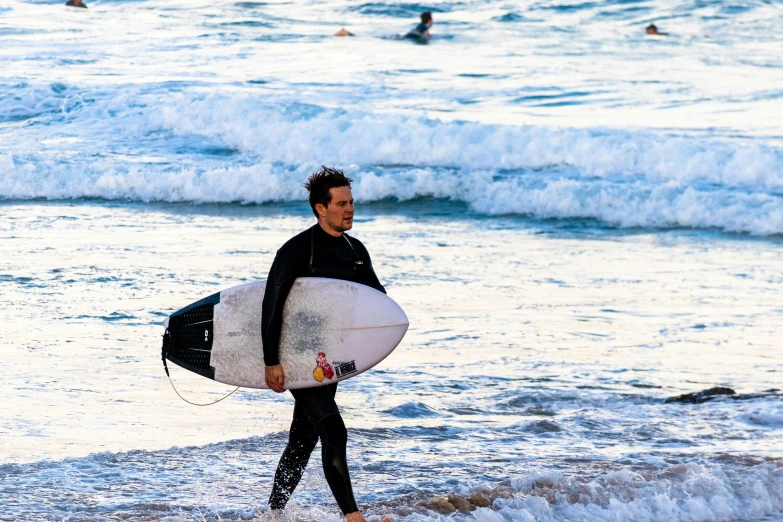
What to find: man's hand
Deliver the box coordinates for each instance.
[265,364,285,393]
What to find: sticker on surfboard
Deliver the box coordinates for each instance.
[312,352,357,382]
[334,360,357,378]
[313,352,334,382]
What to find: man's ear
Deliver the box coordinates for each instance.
[315,203,327,217]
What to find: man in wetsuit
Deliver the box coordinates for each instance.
[262,166,389,522]
[406,11,433,39]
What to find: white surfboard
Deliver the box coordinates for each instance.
[162,278,408,389]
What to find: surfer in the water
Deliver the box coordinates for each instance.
[405,11,433,40]
[262,166,389,522]
[646,23,668,36]
[65,0,87,7]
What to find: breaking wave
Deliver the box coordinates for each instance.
[2,88,783,235]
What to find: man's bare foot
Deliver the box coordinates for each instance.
[260,508,286,522]
[345,512,390,522]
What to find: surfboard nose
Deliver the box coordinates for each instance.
[353,286,409,329]
[385,299,409,328]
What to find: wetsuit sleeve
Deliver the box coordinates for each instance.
[354,241,386,294]
[261,243,304,366]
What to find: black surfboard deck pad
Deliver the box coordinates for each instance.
[162,291,221,380]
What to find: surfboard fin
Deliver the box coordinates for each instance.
[161,329,171,377]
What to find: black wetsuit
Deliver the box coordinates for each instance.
[406,22,429,39]
[262,224,385,514]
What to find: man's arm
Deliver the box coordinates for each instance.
[262,241,307,393]
[261,244,303,367]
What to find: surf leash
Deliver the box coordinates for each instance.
[162,329,240,407]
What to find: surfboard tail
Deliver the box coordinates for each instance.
[163,291,222,380]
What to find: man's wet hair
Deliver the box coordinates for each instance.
[420,11,432,23]
[305,166,353,217]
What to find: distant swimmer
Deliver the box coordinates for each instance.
[334,27,354,37]
[646,23,668,36]
[65,0,87,7]
[405,11,433,40]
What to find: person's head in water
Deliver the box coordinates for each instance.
[420,11,433,28]
[334,27,353,37]
[646,23,661,35]
[65,0,87,7]
[305,166,354,235]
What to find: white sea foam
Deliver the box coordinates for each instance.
[403,463,783,522]
[5,450,780,522]
[3,93,783,234]
[741,403,783,428]
[155,95,783,190]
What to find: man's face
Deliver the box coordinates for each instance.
[319,186,354,233]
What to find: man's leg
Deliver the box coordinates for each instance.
[289,383,359,516]
[268,401,320,510]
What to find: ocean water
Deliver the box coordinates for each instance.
[1,0,782,520]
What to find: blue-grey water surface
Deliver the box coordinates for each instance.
[1,0,782,520]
